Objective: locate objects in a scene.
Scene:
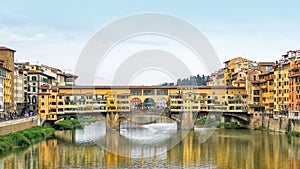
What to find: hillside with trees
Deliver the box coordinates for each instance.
[159,74,208,86]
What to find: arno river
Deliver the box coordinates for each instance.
[1,121,300,169]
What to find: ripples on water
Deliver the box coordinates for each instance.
[1,121,300,169]
[120,122,177,143]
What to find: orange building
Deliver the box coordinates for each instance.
[289,59,300,119]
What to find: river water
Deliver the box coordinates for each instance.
[1,121,300,169]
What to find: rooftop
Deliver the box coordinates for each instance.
[0,46,16,52]
[259,62,275,66]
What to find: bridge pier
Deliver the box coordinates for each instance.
[177,111,194,130]
[106,112,120,130]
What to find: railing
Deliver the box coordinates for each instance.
[289,116,300,120]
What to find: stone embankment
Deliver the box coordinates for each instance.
[0,116,40,135]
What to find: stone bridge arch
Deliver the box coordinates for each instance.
[144,98,155,109]
[155,97,168,110]
[223,113,250,124]
[130,98,142,110]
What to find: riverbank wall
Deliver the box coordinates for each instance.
[261,116,290,132]
[248,115,300,133]
[0,116,40,135]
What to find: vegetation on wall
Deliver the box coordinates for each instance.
[53,118,97,130]
[218,122,241,129]
[0,126,55,153]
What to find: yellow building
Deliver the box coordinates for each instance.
[223,57,255,86]
[0,65,8,113]
[0,46,15,112]
[38,84,51,120]
[258,71,274,115]
[273,60,290,118]
[245,62,275,116]
[3,67,13,112]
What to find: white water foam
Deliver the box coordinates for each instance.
[120,122,177,144]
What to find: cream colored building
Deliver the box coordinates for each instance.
[0,66,8,113]
[14,65,24,112]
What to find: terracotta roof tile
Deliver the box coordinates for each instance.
[65,73,78,78]
[259,62,275,65]
[0,46,16,52]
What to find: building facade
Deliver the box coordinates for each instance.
[14,62,78,113]
[38,85,247,121]
[0,46,15,112]
[0,66,8,113]
[14,65,24,112]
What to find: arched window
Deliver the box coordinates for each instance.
[32,96,37,104]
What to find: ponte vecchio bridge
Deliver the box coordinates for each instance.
[38,85,250,130]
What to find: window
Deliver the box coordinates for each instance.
[130,89,142,95]
[143,89,155,95]
[66,77,74,82]
[156,89,168,95]
[32,96,37,103]
[253,90,260,95]
[43,78,48,83]
[32,87,36,92]
[32,76,37,81]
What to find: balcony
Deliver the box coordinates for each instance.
[170,98,183,102]
[170,100,183,106]
[107,107,117,113]
[170,107,183,112]
[96,98,106,101]
[289,112,300,120]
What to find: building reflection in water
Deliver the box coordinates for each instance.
[1,122,300,168]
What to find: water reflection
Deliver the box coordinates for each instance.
[75,121,106,143]
[1,121,300,169]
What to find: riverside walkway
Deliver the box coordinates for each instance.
[0,116,40,135]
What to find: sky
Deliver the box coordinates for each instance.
[1,1,300,85]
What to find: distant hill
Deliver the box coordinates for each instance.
[159,74,208,86]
